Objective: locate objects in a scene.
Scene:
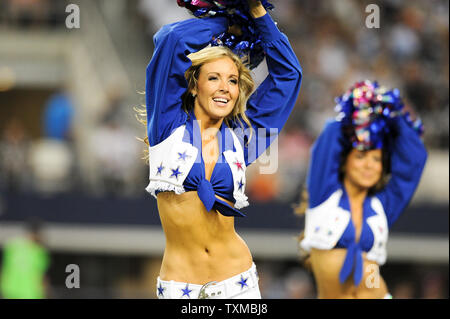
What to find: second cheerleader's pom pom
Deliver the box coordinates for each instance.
[177,0,274,69]
[335,80,424,150]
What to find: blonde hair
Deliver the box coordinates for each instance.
[183,46,255,135]
[134,102,149,163]
[136,46,256,163]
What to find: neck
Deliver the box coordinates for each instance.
[343,178,368,205]
[193,107,223,140]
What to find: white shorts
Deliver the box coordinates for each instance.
[156,263,261,299]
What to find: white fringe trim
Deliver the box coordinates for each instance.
[366,250,387,266]
[299,237,333,252]
[146,180,185,199]
[301,237,386,265]
[234,192,249,210]
[146,180,249,211]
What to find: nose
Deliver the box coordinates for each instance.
[218,78,229,92]
[362,158,371,168]
[364,157,377,169]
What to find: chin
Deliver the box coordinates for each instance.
[358,180,378,190]
[209,107,234,120]
[363,184,377,190]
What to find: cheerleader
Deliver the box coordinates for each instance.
[140,0,302,299]
[297,81,427,299]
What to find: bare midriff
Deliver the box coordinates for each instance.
[156,191,253,284]
[310,248,388,299]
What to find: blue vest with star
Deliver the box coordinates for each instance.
[146,110,250,217]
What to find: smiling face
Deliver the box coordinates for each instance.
[192,57,240,123]
[343,148,384,191]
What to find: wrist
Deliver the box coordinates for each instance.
[248,1,266,18]
[253,12,281,42]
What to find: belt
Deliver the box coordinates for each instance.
[157,263,259,299]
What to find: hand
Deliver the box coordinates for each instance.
[247,0,266,18]
[228,24,243,37]
[247,0,261,7]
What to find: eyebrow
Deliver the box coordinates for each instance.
[207,72,238,78]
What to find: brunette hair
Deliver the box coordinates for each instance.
[338,145,391,196]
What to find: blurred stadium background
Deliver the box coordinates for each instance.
[0,0,448,298]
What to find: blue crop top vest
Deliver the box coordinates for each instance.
[303,116,427,285]
[145,13,302,217]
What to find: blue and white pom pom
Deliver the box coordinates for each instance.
[335,80,424,150]
[177,0,274,69]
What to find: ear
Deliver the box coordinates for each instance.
[191,87,197,98]
[339,159,347,179]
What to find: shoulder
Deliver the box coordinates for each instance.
[370,196,386,214]
[308,188,343,212]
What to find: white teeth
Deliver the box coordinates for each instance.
[213,98,228,103]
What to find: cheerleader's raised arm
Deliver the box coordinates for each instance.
[305,120,345,209]
[233,13,303,166]
[145,17,229,146]
[376,115,428,227]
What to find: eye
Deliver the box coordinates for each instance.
[355,152,365,159]
[208,76,218,81]
[373,155,382,162]
[229,78,238,85]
